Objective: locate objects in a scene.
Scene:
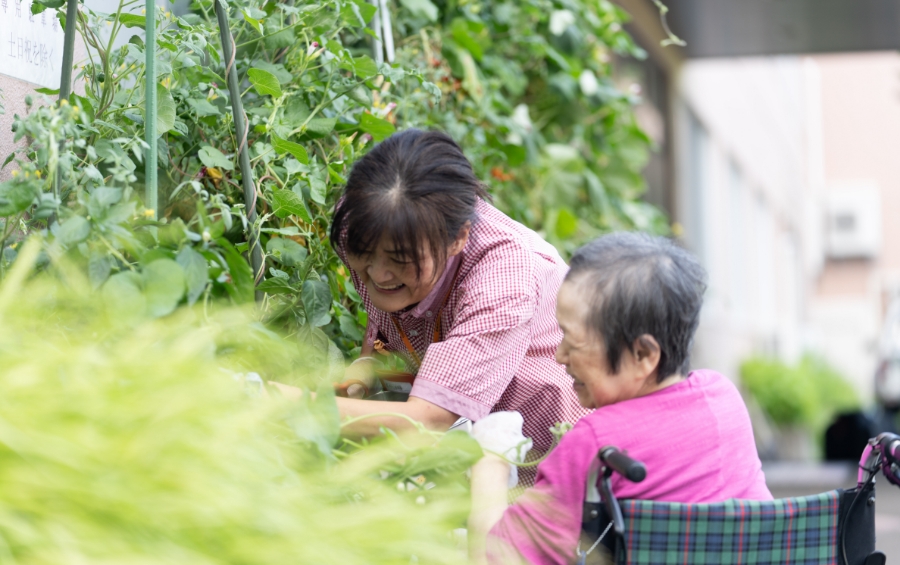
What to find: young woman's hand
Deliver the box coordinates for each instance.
[341,357,378,399]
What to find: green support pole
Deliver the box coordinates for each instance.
[144,0,157,218]
[214,1,264,300]
[58,0,78,104]
[54,0,79,224]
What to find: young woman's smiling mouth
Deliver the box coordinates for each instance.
[372,280,406,293]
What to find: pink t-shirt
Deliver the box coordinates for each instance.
[488,369,773,564]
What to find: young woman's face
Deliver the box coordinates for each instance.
[347,231,468,313]
[554,280,660,409]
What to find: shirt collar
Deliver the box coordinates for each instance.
[398,253,463,320]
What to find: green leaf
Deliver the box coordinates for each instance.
[340,56,378,79]
[340,0,377,26]
[271,134,309,165]
[88,253,112,289]
[327,165,346,184]
[142,259,186,318]
[347,86,372,107]
[450,18,488,61]
[248,68,283,98]
[271,188,312,222]
[265,27,296,51]
[554,207,578,239]
[156,85,176,136]
[56,215,91,246]
[359,113,395,142]
[102,272,146,320]
[87,187,122,219]
[91,187,123,207]
[176,247,208,305]
[72,94,95,120]
[198,146,234,171]
[0,180,39,216]
[35,87,60,95]
[187,98,220,117]
[304,118,337,138]
[241,9,263,34]
[287,382,340,457]
[339,315,363,341]
[220,240,255,304]
[119,13,146,28]
[399,0,438,21]
[252,61,292,85]
[302,279,332,327]
[266,237,308,267]
[30,1,59,14]
[308,170,327,206]
[437,429,484,466]
[257,277,297,295]
[283,98,311,126]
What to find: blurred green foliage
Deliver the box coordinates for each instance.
[0,4,655,556]
[740,355,860,434]
[0,239,479,563]
[387,0,668,254]
[1,0,662,357]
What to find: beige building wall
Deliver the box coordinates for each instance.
[809,52,900,398]
[673,57,819,382]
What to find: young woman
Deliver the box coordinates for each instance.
[323,128,588,486]
[467,233,772,564]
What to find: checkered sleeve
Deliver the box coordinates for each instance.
[410,241,538,421]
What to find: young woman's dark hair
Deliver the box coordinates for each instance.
[565,232,708,382]
[330,129,490,278]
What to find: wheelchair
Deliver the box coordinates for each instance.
[580,433,900,565]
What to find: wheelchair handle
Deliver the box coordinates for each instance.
[600,446,647,483]
[878,432,900,464]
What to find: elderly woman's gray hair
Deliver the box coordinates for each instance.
[565,232,707,382]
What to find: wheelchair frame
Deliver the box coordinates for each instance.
[581,433,900,565]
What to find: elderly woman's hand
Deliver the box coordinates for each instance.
[470,411,533,489]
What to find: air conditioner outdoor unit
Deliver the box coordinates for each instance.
[825,181,881,259]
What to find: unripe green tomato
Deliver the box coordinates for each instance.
[97,73,106,83]
[24,95,33,106]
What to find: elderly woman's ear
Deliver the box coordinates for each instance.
[632,334,663,381]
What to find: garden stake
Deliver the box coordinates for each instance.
[54,0,80,225]
[378,0,394,63]
[214,0,264,300]
[144,0,157,218]
[369,0,383,66]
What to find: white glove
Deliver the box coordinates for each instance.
[470,411,533,489]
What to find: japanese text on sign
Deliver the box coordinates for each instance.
[0,0,66,89]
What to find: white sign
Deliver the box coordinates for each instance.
[0,0,66,89]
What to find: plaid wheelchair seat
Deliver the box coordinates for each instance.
[618,491,841,565]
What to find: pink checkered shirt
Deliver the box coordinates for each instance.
[342,199,590,484]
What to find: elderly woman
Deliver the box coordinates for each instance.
[468,233,772,565]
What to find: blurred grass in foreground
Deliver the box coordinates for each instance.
[0,240,471,564]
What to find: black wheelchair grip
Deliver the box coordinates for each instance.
[601,447,647,483]
[879,433,900,464]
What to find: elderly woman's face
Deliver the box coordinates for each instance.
[555,280,658,409]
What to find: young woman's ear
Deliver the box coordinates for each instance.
[448,221,472,256]
[633,334,662,380]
